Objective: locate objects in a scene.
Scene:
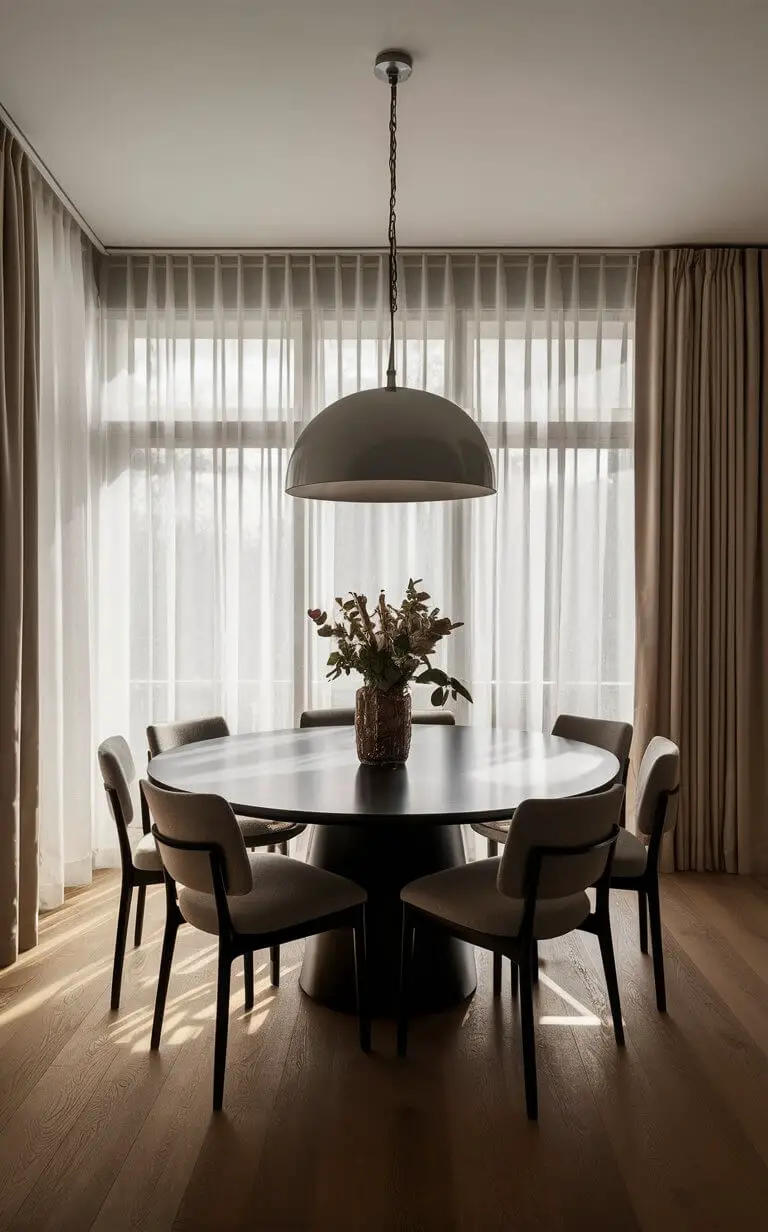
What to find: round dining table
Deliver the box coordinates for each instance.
[147,725,619,1016]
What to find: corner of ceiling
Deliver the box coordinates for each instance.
[0,100,107,253]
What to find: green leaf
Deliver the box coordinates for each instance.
[450,678,473,704]
[415,667,448,686]
[430,687,444,707]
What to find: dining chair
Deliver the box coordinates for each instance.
[608,736,680,1012]
[97,736,164,1010]
[471,714,633,860]
[398,785,624,1120]
[142,779,370,1110]
[470,714,632,996]
[299,708,456,726]
[147,716,306,855]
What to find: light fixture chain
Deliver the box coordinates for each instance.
[386,70,398,391]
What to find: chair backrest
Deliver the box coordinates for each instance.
[300,708,355,727]
[497,784,624,901]
[299,707,455,727]
[147,715,230,757]
[98,736,139,868]
[552,713,633,785]
[98,734,136,829]
[635,736,680,838]
[141,779,252,896]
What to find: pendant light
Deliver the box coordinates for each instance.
[285,50,496,503]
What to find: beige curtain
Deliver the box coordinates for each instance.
[0,125,39,964]
[634,249,768,872]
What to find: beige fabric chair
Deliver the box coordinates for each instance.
[97,736,164,1009]
[609,736,680,1011]
[142,779,370,1110]
[399,786,624,1120]
[299,708,456,727]
[471,714,632,997]
[471,714,633,857]
[147,716,306,854]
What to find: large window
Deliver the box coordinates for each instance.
[96,253,635,757]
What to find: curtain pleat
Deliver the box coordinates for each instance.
[634,249,768,872]
[0,125,39,965]
[35,187,100,906]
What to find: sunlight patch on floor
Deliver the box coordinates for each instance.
[538,971,602,1026]
[0,956,112,1029]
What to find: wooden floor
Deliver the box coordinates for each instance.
[1,866,768,1232]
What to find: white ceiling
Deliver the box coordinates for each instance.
[2,0,767,249]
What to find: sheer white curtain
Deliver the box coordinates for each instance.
[95,253,635,767]
[35,188,102,906]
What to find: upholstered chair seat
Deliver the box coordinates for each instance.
[132,831,163,872]
[402,858,591,941]
[469,818,512,845]
[611,828,648,878]
[236,817,301,844]
[178,851,365,937]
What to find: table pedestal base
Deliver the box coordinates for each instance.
[300,821,477,1017]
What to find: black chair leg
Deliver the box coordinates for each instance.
[638,889,649,954]
[151,905,180,1050]
[353,907,371,1053]
[487,837,499,858]
[270,944,280,988]
[397,906,415,1057]
[213,944,233,1111]
[598,916,625,1046]
[492,951,503,997]
[532,939,539,985]
[244,951,254,1011]
[279,840,288,856]
[267,843,275,853]
[509,958,519,1000]
[518,951,538,1121]
[133,885,146,948]
[647,881,667,1012]
[110,878,133,1011]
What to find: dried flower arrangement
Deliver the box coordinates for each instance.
[308,579,472,708]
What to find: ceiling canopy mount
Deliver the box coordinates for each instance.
[373,50,413,85]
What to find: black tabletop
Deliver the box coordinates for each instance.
[146,726,619,825]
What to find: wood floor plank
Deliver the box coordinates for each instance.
[0,923,117,1128]
[1,871,768,1230]
[569,882,768,1227]
[440,952,569,1232]
[165,945,304,1231]
[310,1008,459,1232]
[660,878,768,1059]
[672,873,768,992]
[218,978,348,1231]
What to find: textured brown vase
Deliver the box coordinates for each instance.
[355,685,412,766]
